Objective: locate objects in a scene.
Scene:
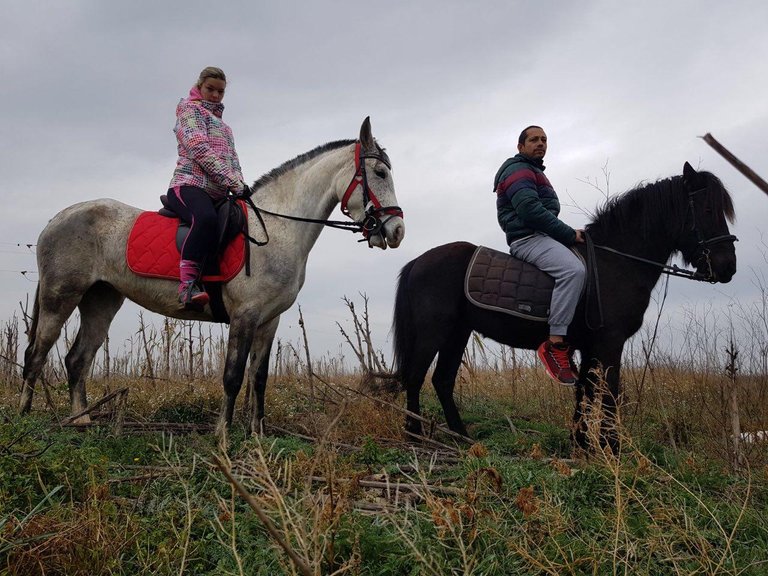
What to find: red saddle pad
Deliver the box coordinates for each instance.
[126,208,246,282]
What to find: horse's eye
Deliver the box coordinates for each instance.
[374,168,387,179]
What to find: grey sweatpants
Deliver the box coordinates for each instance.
[508,233,585,336]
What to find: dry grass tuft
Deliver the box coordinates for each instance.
[5,484,137,576]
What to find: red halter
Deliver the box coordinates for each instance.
[340,142,403,240]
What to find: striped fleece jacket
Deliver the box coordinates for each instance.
[493,153,576,246]
[168,86,245,200]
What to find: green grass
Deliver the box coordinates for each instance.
[1,379,768,575]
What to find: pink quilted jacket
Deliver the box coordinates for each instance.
[168,86,245,200]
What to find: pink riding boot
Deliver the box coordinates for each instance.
[178,260,209,307]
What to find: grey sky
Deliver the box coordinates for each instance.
[2,0,767,362]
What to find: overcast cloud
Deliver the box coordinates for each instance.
[2,0,767,363]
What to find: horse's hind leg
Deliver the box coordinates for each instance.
[403,338,445,438]
[65,282,125,420]
[20,289,82,413]
[431,328,472,437]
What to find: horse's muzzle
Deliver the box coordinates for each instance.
[366,216,405,249]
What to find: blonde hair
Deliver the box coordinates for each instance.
[196,66,227,88]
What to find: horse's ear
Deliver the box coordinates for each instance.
[683,161,697,183]
[360,116,374,150]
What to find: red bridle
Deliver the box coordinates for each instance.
[340,141,403,241]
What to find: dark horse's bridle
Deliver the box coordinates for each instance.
[591,181,738,283]
[681,183,738,281]
[238,140,403,248]
[584,181,738,329]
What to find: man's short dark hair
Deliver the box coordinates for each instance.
[518,125,543,145]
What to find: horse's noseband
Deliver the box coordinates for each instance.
[341,141,404,245]
[685,184,738,282]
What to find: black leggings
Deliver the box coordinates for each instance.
[166,185,217,264]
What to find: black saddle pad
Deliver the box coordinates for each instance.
[464,245,582,321]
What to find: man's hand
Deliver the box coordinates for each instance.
[574,229,586,244]
[235,183,252,198]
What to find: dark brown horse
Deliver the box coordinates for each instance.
[392,162,737,451]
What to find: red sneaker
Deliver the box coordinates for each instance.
[537,340,577,386]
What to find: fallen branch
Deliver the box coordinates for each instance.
[61,387,129,424]
[309,475,465,497]
[403,429,463,455]
[701,133,768,195]
[107,473,170,485]
[349,500,397,513]
[63,421,214,434]
[264,424,358,451]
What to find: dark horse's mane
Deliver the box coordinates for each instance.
[586,171,735,242]
[251,139,390,191]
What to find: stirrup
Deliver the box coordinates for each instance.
[178,281,209,307]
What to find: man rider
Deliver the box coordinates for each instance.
[493,126,585,385]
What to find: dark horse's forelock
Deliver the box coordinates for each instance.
[251,139,389,191]
[587,171,735,240]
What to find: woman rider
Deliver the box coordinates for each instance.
[165,66,249,307]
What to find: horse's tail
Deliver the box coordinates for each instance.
[22,285,40,378]
[26,285,40,343]
[392,257,419,387]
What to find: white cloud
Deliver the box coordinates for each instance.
[2,0,767,369]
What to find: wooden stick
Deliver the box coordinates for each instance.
[61,387,129,424]
[63,421,213,434]
[264,424,359,451]
[309,475,464,497]
[403,430,463,454]
[701,133,768,195]
[113,388,129,436]
[107,473,169,485]
[350,500,397,513]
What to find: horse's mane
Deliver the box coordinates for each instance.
[586,171,735,240]
[251,140,356,191]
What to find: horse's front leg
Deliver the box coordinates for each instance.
[583,341,625,455]
[599,352,624,455]
[572,346,597,452]
[247,316,279,436]
[216,312,259,439]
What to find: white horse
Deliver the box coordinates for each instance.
[20,117,405,435]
